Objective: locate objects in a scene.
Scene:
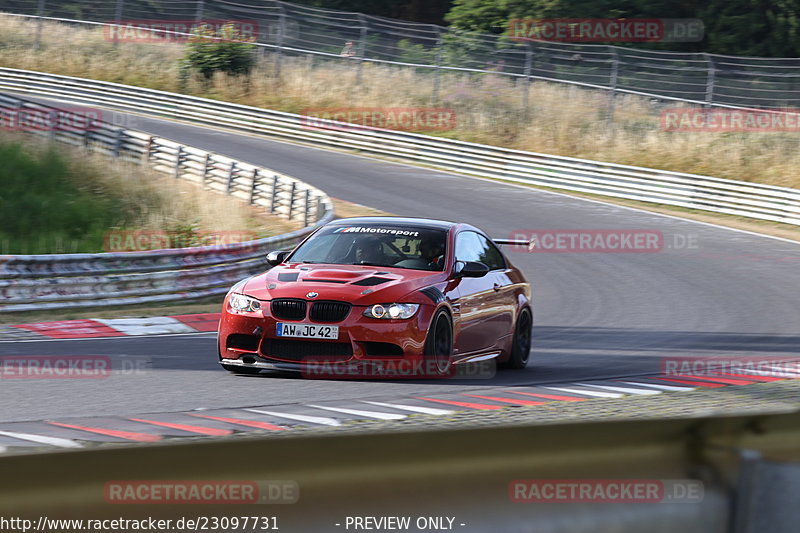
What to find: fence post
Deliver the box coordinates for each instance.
[249,169,259,204]
[432,28,443,104]
[274,4,286,79]
[194,0,205,22]
[287,181,297,220]
[270,175,280,213]
[521,43,533,121]
[605,47,619,125]
[112,0,125,46]
[355,13,368,86]
[303,189,311,227]
[174,146,184,179]
[226,161,237,194]
[704,53,716,107]
[33,0,46,50]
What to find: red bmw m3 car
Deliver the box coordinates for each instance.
[217,217,532,378]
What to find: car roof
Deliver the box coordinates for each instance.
[326,216,457,231]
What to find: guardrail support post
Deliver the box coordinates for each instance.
[303,189,311,227]
[201,153,211,186]
[316,197,324,222]
[113,128,124,157]
[226,161,237,194]
[270,175,280,213]
[249,169,259,204]
[48,110,58,141]
[33,0,46,50]
[174,146,184,179]
[287,181,297,220]
[142,136,154,163]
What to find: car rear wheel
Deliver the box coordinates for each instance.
[501,307,532,370]
[424,309,453,376]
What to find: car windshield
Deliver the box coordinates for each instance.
[288,225,448,271]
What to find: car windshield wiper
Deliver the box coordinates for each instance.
[351,261,412,269]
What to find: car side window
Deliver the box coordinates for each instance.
[455,231,506,271]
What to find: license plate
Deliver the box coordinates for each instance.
[276,323,339,339]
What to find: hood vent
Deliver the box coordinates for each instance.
[352,276,392,286]
[303,279,348,283]
[277,273,299,282]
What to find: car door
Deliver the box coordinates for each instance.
[451,231,513,354]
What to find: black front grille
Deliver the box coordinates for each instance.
[271,299,307,320]
[262,339,353,361]
[310,301,351,322]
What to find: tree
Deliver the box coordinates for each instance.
[183,23,256,81]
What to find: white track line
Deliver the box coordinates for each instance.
[307,405,406,421]
[579,384,662,395]
[363,401,454,415]
[619,381,695,391]
[245,409,341,426]
[545,387,623,398]
[0,430,82,448]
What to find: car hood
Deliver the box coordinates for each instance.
[241,263,445,305]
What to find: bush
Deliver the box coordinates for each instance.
[184,23,256,81]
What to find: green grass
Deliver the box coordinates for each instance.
[0,141,139,254]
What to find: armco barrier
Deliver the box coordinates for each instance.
[3,409,800,531]
[0,93,334,313]
[0,68,798,226]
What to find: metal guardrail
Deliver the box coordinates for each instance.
[3,408,800,531]
[0,92,334,313]
[1,67,798,227]
[5,1,800,110]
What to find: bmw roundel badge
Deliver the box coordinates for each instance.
[306,292,318,298]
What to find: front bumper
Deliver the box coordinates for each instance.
[218,301,435,366]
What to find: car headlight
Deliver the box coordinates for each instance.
[363,303,419,319]
[229,293,262,313]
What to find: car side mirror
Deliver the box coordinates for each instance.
[454,261,490,278]
[266,250,290,267]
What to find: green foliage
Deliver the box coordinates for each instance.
[0,142,133,254]
[444,0,800,56]
[184,23,256,81]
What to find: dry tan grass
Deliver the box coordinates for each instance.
[3,15,800,189]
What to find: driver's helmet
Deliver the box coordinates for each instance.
[419,239,444,266]
[354,236,383,264]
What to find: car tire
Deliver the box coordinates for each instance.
[424,309,453,376]
[501,307,532,370]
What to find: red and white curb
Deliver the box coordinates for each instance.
[0,368,796,453]
[2,313,221,340]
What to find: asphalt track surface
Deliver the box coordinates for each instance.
[1,104,800,423]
